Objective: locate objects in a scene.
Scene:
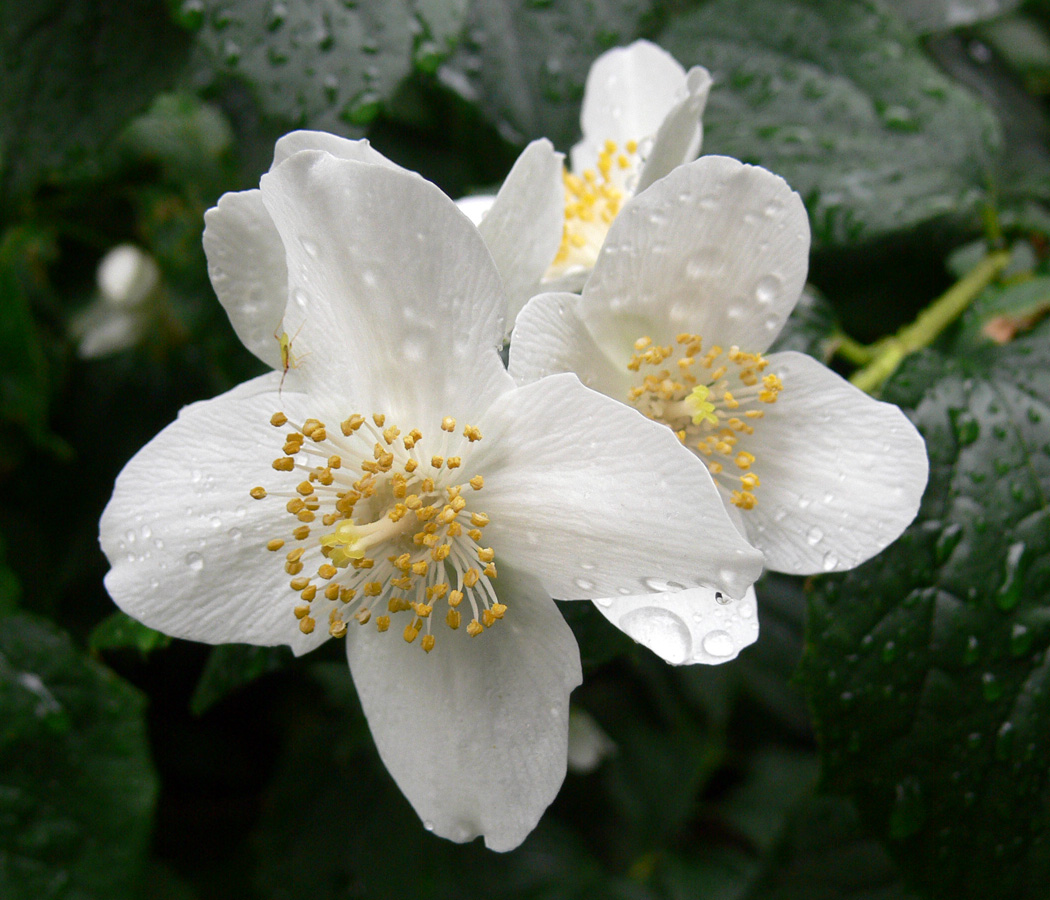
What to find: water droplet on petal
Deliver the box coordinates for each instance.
[701,629,735,658]
[806,526,823,546]
[755,274,781,304]
[574,577,595,592]
[186,552,204,572]
[619,607,691,664]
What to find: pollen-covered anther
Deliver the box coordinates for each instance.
[466,619,483,637]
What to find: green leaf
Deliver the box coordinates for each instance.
[880,0,1021,34]
[190,0,465,133]
[742,795,921,900]
[768,286,841,363]
[659,0,1001,247]
[89,612,173,657]
[799,318,1050,899]
[439,0,650,149]
[0,0,191,200]
[0,614,157,899]
[189,643,292,715]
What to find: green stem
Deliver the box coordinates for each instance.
[833,332,877,365]
[849,249,1011,394]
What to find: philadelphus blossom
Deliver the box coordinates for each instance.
[459,40,712,331]
[99,133,764,850]
[510,154,930,611]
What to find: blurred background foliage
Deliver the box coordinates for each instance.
[1,0,1049,897]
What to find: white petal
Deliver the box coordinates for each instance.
[272,131,403,171]
[100,372,330,656]
[455,193,496,226]
[581,156,810,361]
[572,40,689,175]
[593,584,759,665]
[635,65,712,193]
[344,568,580,851]
[471,374,765,601]
[739,351,929,574]
[202,189,287,369]
[508,292,629,398]
[476,139,565,333]
[259,151,514,422]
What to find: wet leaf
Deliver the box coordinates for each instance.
[190,0,465,134]
[0,0,190,199]
[660,0,1001,247]
[89,611,173,657]
[439,0,649,149]
[0,614,157,899]
[799,318,1050,899]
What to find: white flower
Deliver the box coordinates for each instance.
[71,244,161,358]
[100,136,763,850]
[459,40,712,330]
[510,154,930,582]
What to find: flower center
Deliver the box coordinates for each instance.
[626,333,782,510]
[249,411,502,653]
[550,138,641,278]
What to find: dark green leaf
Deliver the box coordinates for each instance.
[742,795,921,900]
[0,0,190,200]
[768,286,840,363]
[89,612,173,657]
[799,319,1050,899]
[189,643,292,715]
[191,0,452,133]
[660,0,1001,247]
[0,614,157,900]
[439,0,650,149]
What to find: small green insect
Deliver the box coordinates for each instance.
[274,322,308,394]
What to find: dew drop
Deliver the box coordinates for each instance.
[228,528,242,541]
[300,237,319,258]
[821,551,840,572]
[739,600,755,619]
[574,577,596,592]
[423,820,434,832]
[619,608,691,664]
[186,552,205,572]
[125,530,136,543]
[806,526,823,546]
[754,274,781,304]
[715,590,729,605]
[595,596,612,607]
[701,629,735,658]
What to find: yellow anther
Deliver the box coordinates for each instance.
[341,414,364,435]
[463,568,480,588]
[449,590,464,607]
[290,575,310,591]
[266,539,285,552]
[376,615,390,632]
[735,451,755,470]
[626,139,638,153]
[482,609,495,627]
[300,585,317,601]
[708,461,723,475]
[404,458,418,473]
[355,608,371,624]
[466,619,483,637]
[318,564,337,580]
[446,457,461,469]
[413,603,434,618]
[285,561,303,575]
[299,617,315,634]
[432,543,451,561]
[324,583,341,601]
[411,560,429,576]
[329,619,348,638]
[431,456,444,469]
[371,413,385,427]
[470,512,489,527]
[483,563,497,579]
[286,546,305,561]
[328,455,342,469]
[340,587,356,603]
[421,634,435,653]
[270,412,288,427]
[477,547,495,563]
[293,603,311,619]
[403,622,419,643]
[463,425,483,442]
[421,477,435,493]
[469,475,484,490]
[441,416,456,432]
[491,603,507,619]
[364,581,382,596]
[250,486,267,500]
[467,528,482,542]
[296,481,314,496]
[446,608,461,629]
[297,510,315,523]
[382,425,400,444]
[272,457,295,471]
[741,473,761,490]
